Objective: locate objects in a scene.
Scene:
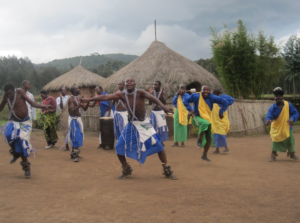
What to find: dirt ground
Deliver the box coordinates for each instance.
[1,129,300,223]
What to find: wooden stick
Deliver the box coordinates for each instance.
[237,104,250,136]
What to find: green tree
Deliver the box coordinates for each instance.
[210,20,282,98]
[257,31,284,94]
[281,35,300,97]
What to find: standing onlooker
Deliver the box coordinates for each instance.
[22,80,37,127]
[40,90,58,149]
[56,87,70,151]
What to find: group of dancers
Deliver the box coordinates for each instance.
[0,78,299,179]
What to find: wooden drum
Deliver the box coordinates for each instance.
[100,117,115,150]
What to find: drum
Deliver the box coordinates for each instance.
[165,113,174,138]
[100,117,115,150]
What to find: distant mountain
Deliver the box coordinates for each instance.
[34,53,138,70]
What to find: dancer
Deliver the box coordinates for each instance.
[40,90,58,149]
[183,85,228,162]
[67,86,89,162]
[210,89,234,154]
[265,87,299,162]
[171,84,191,147]
[0,83,52,178]
[22,80,37,127]
[113,81,128,141]
[56,87,70,151]
[81,77,177,180]
[148,81,168,146]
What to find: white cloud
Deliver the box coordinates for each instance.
[0,22,210,63]
[0,0,299,63]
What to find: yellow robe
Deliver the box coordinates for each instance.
[270,101,290,142]
[211,104,230,135]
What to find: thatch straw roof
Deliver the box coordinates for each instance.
[43,65,106,91]
[103,41,224,99]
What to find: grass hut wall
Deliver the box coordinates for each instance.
[43,65,106,98]
[103,41,224,100]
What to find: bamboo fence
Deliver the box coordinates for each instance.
[226,99,274,136]
[79,99,275,137]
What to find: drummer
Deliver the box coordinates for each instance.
[89,86,114,149]
[67,86,89,162]
[113,81,128,141]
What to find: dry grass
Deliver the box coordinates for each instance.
[43,65,106,91]
[103,41,224,99]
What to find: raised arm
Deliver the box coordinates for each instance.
[265,106,274,126]
[81,100,90,111]
[211,94,229,115]
[159,89,166,105]
[172,94,178,106]
[140,90,173,113]
[0,94,7,112]
[81,93,122,102]
[30,94,37,120]
[20,89,50,109]
[183,93,192,111]
[183,93,197,112]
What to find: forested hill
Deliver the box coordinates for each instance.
[34,53,138,70]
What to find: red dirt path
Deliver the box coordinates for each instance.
[0,130,300,223]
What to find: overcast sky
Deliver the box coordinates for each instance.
[0,0,299,64]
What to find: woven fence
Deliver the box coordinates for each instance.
[75,99,275,137]
[226,99,273,136]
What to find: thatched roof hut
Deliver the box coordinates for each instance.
[103,41,224,99]
[43,65,106,98]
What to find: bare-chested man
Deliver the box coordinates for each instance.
[0,83,52,178]
[81,78,177,180]
[148,81,168,146]
[113,81,128,140]
[67,86,89,162]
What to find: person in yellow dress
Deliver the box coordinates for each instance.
[265,87,299,162]
[171,84,191,147]
[210,89,234,154]
[183,85,229,162]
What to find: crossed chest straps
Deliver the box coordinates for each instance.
[151,90,162,110]
[124,88,139,122]
[7,89,28,121]
[72,96,82,115]
[116,90,126,109]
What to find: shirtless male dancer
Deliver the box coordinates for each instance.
[148,81,168,146]
[81,78,177,180]
[67,86,89,162]
[113,81,128,141]
[0,83,52,178]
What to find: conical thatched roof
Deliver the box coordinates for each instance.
[103,41,224,99]
[43,65,106,91]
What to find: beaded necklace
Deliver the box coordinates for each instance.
[72,95,82,115]
[7,89,25,120]
[125,88,138,122]
[116,89,126,109]
[151,89,162,110]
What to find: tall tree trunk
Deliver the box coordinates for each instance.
[293,74,296,98]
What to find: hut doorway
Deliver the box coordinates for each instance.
[186,81,201,92]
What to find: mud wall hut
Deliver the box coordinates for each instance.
[103,41,224,100]
[43,65,106,98]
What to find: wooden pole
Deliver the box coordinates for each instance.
[155,20,157,41]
